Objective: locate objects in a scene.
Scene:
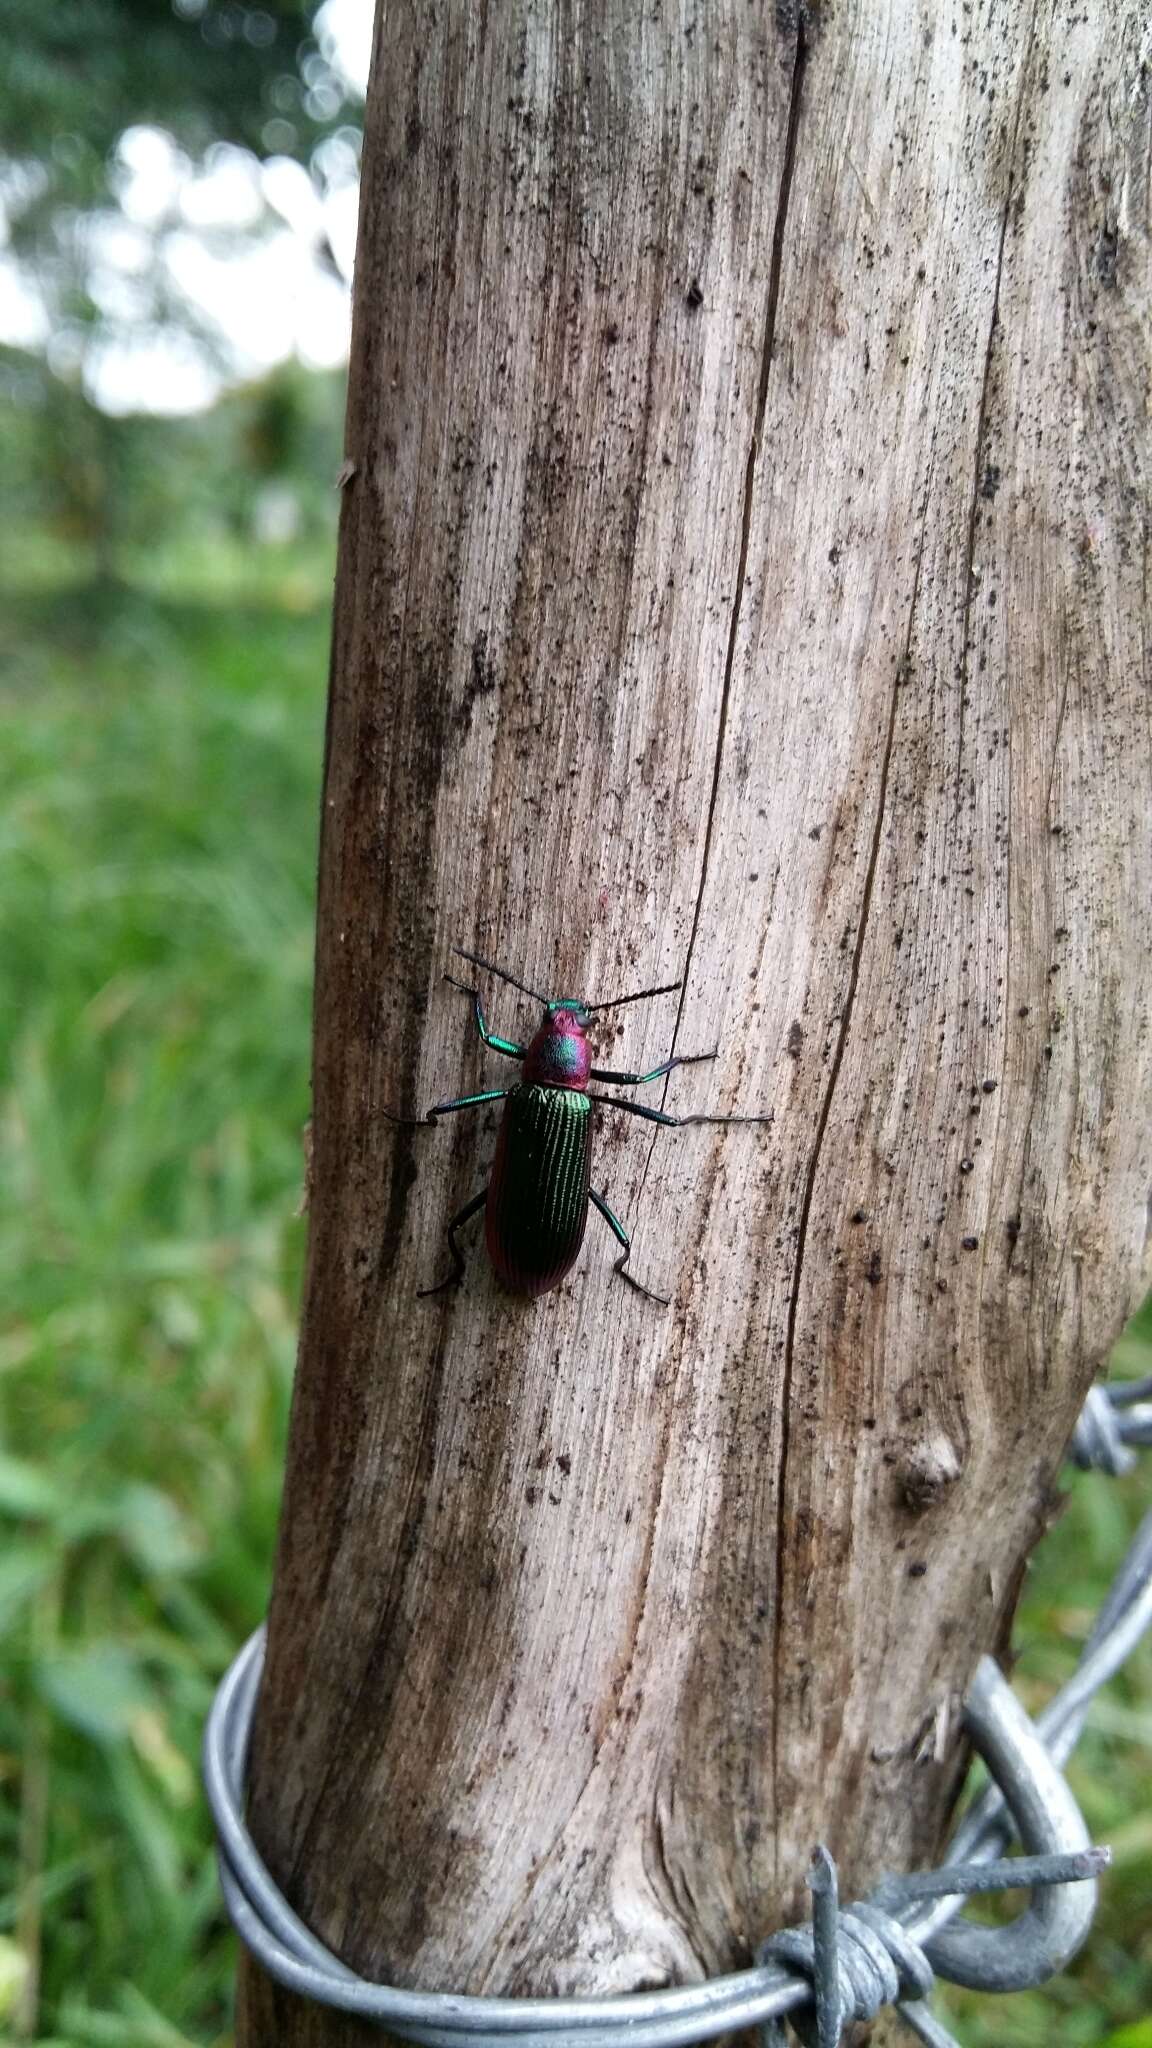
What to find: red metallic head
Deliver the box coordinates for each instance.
[522,1001,592,1089]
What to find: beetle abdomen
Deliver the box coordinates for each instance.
[486,1085,591,1296]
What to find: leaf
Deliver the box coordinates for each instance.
[116,1483,200,1577]
[0,1450,64,1519]
[0,1932,31,2020]
[0,1543,54,1632]
[130,1708,197,1805]
[1101,2024,1152,2048]
[37,1643,153,1740]
[105,1745,184,1901]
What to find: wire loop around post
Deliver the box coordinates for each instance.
[204,1378,1150,2044]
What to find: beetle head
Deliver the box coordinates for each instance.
[525,1001,592,1087]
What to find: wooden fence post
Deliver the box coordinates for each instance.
[236,2,1150,2040]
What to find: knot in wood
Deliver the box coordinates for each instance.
[898,1435,964,1514]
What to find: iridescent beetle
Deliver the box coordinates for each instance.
[396,948,770,1302]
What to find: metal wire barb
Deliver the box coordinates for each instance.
[1070,1373,1152,1475]
[204,1377,1152,2046]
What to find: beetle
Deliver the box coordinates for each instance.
[393,947,771,1303]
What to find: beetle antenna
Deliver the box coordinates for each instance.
[585,979,682,1014]
[453,947,549,1005]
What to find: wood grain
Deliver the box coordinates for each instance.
[237,2,1151,2040]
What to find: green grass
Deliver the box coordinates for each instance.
[0,542,1148,2047]
[0,560,326,2045]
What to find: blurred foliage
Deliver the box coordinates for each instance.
[2,1,343,179]
[0,348,345,580]
[1,0,362,404]
[0,380,339,2039]
[1,0,356,257]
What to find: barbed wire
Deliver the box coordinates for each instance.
[204,1374,1152,2046]
[1069,1371,1152,1474]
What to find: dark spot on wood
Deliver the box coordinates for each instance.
[1095,223,1119,287]
[456,631,498,735]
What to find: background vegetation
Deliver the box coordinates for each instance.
[0,369,339,2044]
[0,6,1148,2041]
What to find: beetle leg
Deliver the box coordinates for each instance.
[417,1188,488,1297]
[586,1093,772,1129]
[587,1049,718,1086]
[426,1087,511,1122]
[444,975,525,1062]
[382,1085,511,1127]
[588,1188,669,1306]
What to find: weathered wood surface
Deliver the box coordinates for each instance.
[237,0,1151,2040]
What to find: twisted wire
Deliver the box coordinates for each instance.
[759,1854,935,2046]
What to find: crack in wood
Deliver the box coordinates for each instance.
[671,29,810,1055]
[769,364,932,1893]
[955,4,1039,813]
[1045,655,1073,826]
[623,16,811,1907]
[632,18,810,1269]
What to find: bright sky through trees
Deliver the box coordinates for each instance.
[0,0,373,413]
